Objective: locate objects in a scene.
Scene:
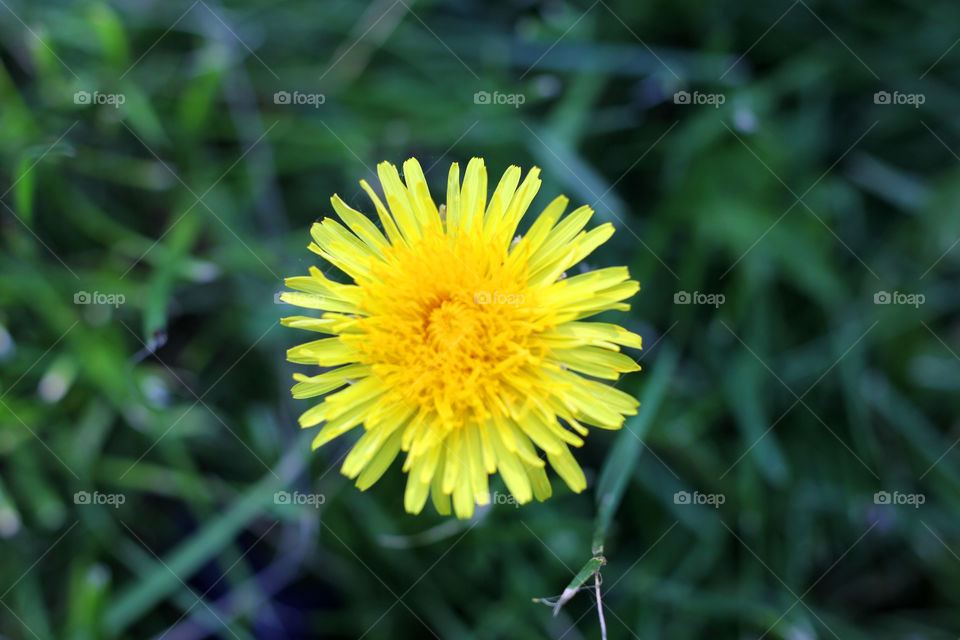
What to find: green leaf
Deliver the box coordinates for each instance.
[593,345,679,554]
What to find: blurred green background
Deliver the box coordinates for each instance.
[1,0,959,638]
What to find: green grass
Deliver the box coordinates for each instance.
[2,0,960,638]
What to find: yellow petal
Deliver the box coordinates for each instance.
[356,429,403,490]
[547,445,587,493]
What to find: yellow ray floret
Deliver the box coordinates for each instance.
[282,157,642,518]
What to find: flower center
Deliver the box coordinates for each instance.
[348,229,548,429]
[426,300,476,352]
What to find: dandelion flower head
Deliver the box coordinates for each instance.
[282,157,641,518]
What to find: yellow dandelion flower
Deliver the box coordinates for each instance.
[282,157,642,518]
